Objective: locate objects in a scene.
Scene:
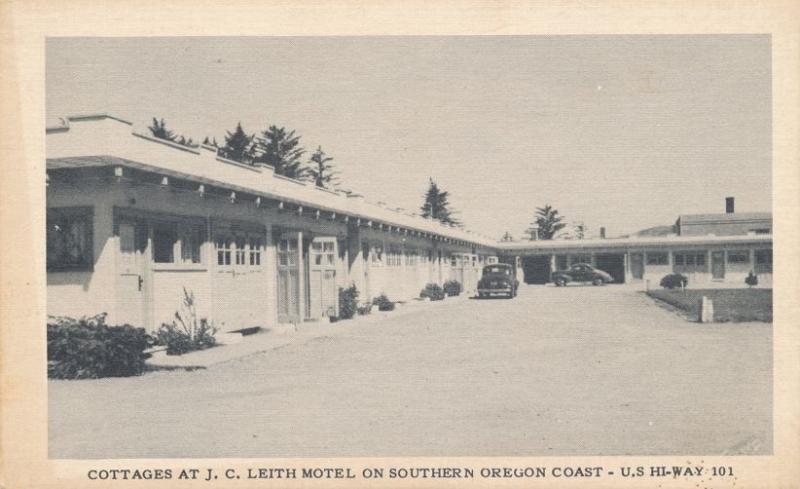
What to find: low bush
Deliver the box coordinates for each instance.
[420,283,445,301]
[373,294,395,311]
[47,313,151,379]
[338,284,359,320]
[660,273,688,290]
[443,280,462,296]
[154,288,216,355]
[357,303,373,316]
[745,271,759,288]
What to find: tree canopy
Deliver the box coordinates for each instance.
[148,118,176,142]
[255,126,306,178]
[220,122,255,163]
[307,146,338,189]
[526,204,566,240]
[420,178,461,227]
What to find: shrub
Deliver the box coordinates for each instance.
[420,283,445,301]
[745,271,759,288]
[47,313,151,379]
[660,273,688,290]
[338,284,359,320]
[373,294,395,311]
[443,280,462,296]
[154,288,216,355]
[357,303,373,316]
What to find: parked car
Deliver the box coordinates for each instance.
[551,263,613,286]
[477,263,519,298]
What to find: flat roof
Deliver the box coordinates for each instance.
[46,114,498,247]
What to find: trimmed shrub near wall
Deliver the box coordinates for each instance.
[154,288,216,355]
[373,294,395,311]
[443,280,462,297]
[338,284,359,320]
[660,273,688,290]
[47,313,151,379]
[420,283,445,301]
[745,271,759,288]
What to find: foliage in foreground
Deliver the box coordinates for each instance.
[443,280,462,297]
[47,314,151,379]
[154,288,216,355]
[373,294,395,311]
[338,284,359,320]
[420,283,445,301]
[660,273,689,290]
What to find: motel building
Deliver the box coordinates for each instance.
[46,114,773,334]
[46,114,498,332]
[502,205,773,288]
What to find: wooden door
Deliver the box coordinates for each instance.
[277,236,301,323]
[308,237,338,319]
[116,220,150,329]
[630,253,644,279]
[712,251,725,279]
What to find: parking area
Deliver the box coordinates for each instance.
[49,284,772,458]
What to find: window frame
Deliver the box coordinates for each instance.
[646,252,668,266]
[726,250,750,264]
[46,206,94,272]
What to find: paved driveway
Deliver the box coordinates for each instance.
[49,285,772,458]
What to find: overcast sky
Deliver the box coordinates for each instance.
[46,35,771,239]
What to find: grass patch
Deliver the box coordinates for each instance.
[647,288,772,323]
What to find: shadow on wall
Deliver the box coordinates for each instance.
[47,270,92,292]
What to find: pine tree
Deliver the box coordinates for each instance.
[254,126,306,178]
[220,122,255,163]
[148,118,176,142]
[526,204,566,240]
[307,146,338,189]
[420,178,461,227]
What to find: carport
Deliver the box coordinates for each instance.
[522,255,551,284]
[594,253,626,283]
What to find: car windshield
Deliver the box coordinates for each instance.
[484,266,510,275]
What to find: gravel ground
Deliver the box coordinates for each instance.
[49,285,772,458]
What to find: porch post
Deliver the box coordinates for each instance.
[264,223,278,326]
[297,230,305,322]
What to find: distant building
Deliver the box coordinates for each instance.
[503,200,772,287]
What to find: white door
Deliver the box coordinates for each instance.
[308,237,338,319]
[116,221,150,328]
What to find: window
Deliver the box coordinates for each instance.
[180,225,203,264]
[673,252,707,270]
[152,223,177,263]
[754,249,772,273]
[752,228,771,235]
[249,237,262,266]
[371,244,383,266]
[216,236,232,266]
[646,252,668,265]
[234,236,247,266]
[727,251,750,264]
[277,238,298,267]
[47,207,93,270]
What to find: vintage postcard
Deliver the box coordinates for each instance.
[1,1,799,488]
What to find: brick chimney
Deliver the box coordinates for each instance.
[600,227,606,239]
[725,197,735,214]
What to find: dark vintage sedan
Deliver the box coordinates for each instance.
[477,263,519,298]
[551,263,613,286]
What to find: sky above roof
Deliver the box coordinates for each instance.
[46,35,771,239]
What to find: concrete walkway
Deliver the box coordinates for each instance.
[146,295,469,369]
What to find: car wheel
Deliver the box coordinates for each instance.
[555,278,566,287]
[592,277,603,286]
